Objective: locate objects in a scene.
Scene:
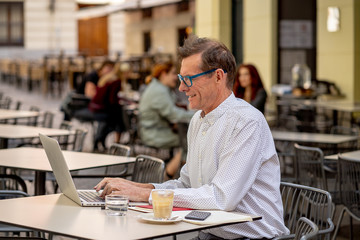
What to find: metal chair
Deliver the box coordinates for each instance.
[105,143,132,177]
[131,155,165,183]
[294,143,327,190]
[71,128,88,152]
[37,111,55,128]
[294,217,319,240]
[70,143,132,184]
[275,182,334,240]
[331,154,360,240]
[0,175,43,237]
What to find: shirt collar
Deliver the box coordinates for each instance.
[200,93,236,125]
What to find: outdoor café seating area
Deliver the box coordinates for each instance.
[0,56,360,239]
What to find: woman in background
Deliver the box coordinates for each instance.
[139,62,194,179]
[233,63,267,114]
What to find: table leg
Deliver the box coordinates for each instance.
[333,110,338,126]
[35,171,46,195]
[0,139,8,149]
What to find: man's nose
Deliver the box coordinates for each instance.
[178,80,188,92]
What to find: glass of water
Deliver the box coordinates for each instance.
[105,195,129,216]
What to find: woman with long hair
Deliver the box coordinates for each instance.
[233,63,267,114]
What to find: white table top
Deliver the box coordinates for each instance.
[0,109,40,120]
[0,147,135,172]
[271,130,358,145]
[0,194,258,240]
[325,150,360,161]
[0,124,72,139]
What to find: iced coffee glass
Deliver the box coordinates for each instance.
[151,189,174,220]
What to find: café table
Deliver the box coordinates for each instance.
[0,108,40,121]
[271,130,358,145]
[0,124,73,149]
[316,101,360,126]
[0,193,261,240]
[271,130,359,178]
[324,149,360,161]
[0,147,136,195]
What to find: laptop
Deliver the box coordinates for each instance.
[39,133,105,207]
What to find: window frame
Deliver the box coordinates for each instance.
[0,2,24,47]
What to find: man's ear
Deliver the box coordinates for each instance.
[216,69,225,83]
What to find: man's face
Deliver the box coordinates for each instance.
[179,53,219,115]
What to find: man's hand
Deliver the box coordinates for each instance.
[94,177,154,202]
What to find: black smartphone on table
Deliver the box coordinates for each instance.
[184,210,211,221]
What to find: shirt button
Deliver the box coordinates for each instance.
[202,131,206,135]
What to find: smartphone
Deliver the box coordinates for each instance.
[184,210,211,221]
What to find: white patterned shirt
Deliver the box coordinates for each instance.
[152,93,289,239]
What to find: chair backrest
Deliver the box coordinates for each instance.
[39,111,55,128]
[105,143,132,176]
[279,182,334,240]
[71,128,88,152]
[131,155,165,183]
[294,143,327,190]
[57,121,73,149]
[108,143,131,157]
[0,96,11,109]
[27,106,40,126]
[0,174,28,193]
[337,154,360,219]
[295,217,319,240]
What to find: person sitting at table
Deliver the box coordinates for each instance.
[60,60,115,121]
[94,35,289,239]
[233,63,267,114]
[138,62,194,179]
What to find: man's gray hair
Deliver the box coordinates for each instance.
[178,35,236,89]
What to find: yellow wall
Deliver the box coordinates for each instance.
[317,0,360,101]
[354,0,360,101]
[195,0,232,49]
[195,0,277,95]
[242,0,277,95]
[124,3,195,58]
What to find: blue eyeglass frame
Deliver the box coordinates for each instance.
[178,68,227,87]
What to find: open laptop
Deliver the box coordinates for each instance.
[39,133,105,207]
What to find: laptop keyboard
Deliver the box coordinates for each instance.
[78,191,104,202]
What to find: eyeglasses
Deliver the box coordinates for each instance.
[178,68,227,87]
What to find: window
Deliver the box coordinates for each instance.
[142,8,152,19]
[177,0,189,12]
[0,2,24,46]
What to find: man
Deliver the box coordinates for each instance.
[95,35,289,239]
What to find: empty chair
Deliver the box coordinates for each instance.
[275,182,334,240]
[0,175,42,237]
[294,143,327,190]
[37,111,55,128]
[68,128,88,152]
[131,155,165,183]
[70,143,132,182]
[105,143,132,177]
[331,154,360,240]
[0,96,11,109]
[294,217,319,240]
